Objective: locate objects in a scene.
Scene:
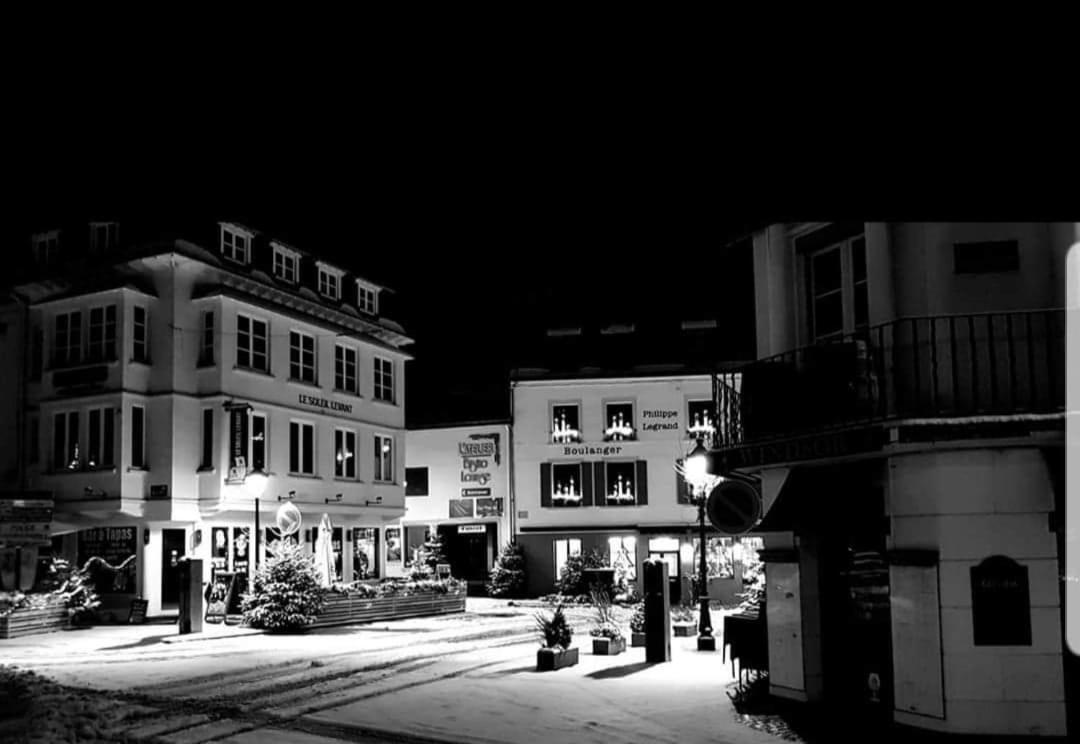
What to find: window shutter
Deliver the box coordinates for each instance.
[675,458,691,504]
[593,462,606,507]
[581,462,593,507]
[636,460,648,505]
[540,463,552,507]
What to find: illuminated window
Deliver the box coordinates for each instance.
[551,403,581,443]
[554,538,582,582]
[335,428,357,479]
[608,535,637,581]
[693,536,735,579]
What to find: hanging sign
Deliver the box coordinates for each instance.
[225,402,250,484]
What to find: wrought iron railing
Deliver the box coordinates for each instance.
[712,309,1065,448]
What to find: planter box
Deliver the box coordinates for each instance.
[0,604,70,639]
[592,636,626,655]
[672,622,696,637]
[310,589,466,629]
[631,631,646,647]
[537,646,579,671]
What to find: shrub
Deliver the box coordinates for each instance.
[241,540,324,632]
[671,603,696,623]
[534,603,573,650]
[47,558,100,624]
[629,600,646,633]
[555,549,607,597]
[487,542,527,598]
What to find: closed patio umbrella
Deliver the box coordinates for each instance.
[315,514,335,588]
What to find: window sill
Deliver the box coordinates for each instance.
[287,473,322,479]
[233,366,274,378]
[373,479,396,486]
[47,466,118,476]
[196,361,216,369]
[333,388,363,399]
[287,377,322,389]
[129,358,152,367]
[372,397,398,407]
[127,466,148,473]
[196,466,215,473]
[333,477,363,483]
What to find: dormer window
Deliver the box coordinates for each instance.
[551,403,581,444]
[318,263,343,300]
[32,230,60,267]
[221,224,253,264]
[89,222,120,253]
[356,281,378,315]
[272,242,301,283]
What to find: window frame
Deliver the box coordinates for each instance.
[199,310,215,366]
[289,419,315,476]
[373,356,395,403]
[130,405,146,469]
[87,406,115,469]
[334,427,358,480]
[87,304,118,362]
[405,466,429,496]
[132,305,149,363]
[374,433,394,483]
[52,410,80,471]
[33,230,60,266]
[271,242,301,283]
[89,222,119,252]
[554,538,583,582]
[200,408,214,470]
[53,310,82,367]
[288,329,317,384]
[221,224,252,264]
[603,399,636,442]
[550,401,582,443]
[551,461,584,506]
[335,343,359,395]
[686,398,715,440]
[317,263,344,300]
[356,280,379,314]
[603,460,637,506]
[250,412,267,472]
[807,233,869,343]
[236,313,270,373]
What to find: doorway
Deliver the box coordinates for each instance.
[160,529,186,609]
[439,524,496,594]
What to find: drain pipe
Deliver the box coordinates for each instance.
[507,384,517,543]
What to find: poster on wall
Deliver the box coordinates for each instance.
[354,528,378,579]
[77,527,137,594]
[449,499,474,519]
[232,527,250,595]
[385,528,402,563]
[475,498,503,518]
[225,403,250,484]
[211,527,229,576]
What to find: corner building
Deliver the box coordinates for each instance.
[4,221,411,617]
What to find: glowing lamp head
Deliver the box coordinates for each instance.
[684,439,709,490]
[242,468,269,499]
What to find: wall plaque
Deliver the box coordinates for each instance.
[971,555,1031,646]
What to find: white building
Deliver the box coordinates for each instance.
[709,222,1075,736]
[400,423,512,592]
[1,221,412,617]
[512,373,760,602]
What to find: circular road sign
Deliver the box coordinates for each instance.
[706,479,762,535]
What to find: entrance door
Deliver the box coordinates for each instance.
[439,525,494,588]
[161,529,186,609]
[649,551,681,605]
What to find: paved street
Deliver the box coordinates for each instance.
[2,599,778,744]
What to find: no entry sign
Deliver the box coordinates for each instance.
[706,479,762,535]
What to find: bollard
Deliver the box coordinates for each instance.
[643,558,671,663]
[177,558,204,635]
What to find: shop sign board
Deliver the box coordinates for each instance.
[0,496,53,547]
[458,525,485,534]
[475,498,503,517]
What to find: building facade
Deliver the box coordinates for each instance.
[400,423,512,592]
[0,221,412,617]
[512,374,760,602]
[708,222,1075,736]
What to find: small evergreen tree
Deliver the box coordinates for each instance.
[487,542,527,598]
[242,540,324,632]
[555,548,607,597]
[534,603,573,649]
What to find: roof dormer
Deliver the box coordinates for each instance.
[32,229,61,268]
[317,261,345,301]
[220,222,255,265]
[355,279,380,315]
[271,240,302,284]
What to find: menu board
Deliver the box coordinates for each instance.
[211,527,229,575]
[205,570,242,623]
[77,526,137,594]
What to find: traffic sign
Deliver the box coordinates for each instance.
[706,478,762,535]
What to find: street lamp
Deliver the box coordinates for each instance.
[679,438,721,652]
[241,468,269,569]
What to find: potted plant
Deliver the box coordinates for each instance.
[588,587,625,655]
[535,603,577,671]
[629,599,647,647]
[671,603,697,637]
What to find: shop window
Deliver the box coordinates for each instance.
[552,462,583,506]
[551,403,581,443]
[554,538,582,584]
[686,399,715,440]
[608,535,637,582]
[603,401,635,441]
[604,462,636,505]
[405,467,429,496]
[353,528,379,579]
[693,536,735,579]
[385,527,402,564]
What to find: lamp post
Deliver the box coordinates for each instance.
[242,468,269,569]
[683,438,718,652]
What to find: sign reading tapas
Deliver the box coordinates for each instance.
[298,394,353,415]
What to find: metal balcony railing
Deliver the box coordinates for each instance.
[712,309,1065,448]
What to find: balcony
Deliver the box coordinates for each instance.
[711,309,1065,468]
